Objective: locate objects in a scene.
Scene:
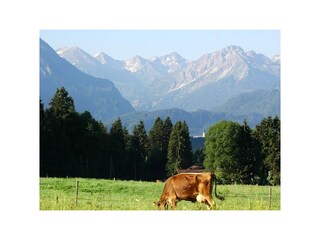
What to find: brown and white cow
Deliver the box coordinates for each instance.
[154,172,224,210]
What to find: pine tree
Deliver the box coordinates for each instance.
[253,116,280,185]
[134,121,149,163]
[45,87,76,177]
[40,99,48,176]
[147,117,166,180]
[78,111,109,178]
[163,117,173,155]
[122,126,133,179]
[180,121,193,169]
[48,87,75,120]
[109,118,126,179]
[166,121,193,176]
[130,121,148,180]
[166,121,182,176]
[238,120,256,184]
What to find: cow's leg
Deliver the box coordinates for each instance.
[166,198,172,209]
[171,200,177,210]
[197,194,215,209]
[205,197,215,210]
[167,198,177,210]
[170,198,178,210]
[160,202,166,210]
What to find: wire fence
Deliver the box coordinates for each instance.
[40,178,280,210]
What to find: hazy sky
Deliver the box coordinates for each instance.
[40,30,280,61]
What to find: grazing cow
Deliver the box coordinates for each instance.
[154,172,224,210]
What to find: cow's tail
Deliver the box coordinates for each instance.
[212,173,225,201]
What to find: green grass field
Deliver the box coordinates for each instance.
[40,178,280,210]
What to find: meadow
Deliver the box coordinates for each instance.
[40,178,280,210]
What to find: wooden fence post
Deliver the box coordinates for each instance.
[269,186,272,210]
[75,180,79,207]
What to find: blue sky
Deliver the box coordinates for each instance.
[40,30,280,61]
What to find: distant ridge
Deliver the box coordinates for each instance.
[57,45,280,112]
[40,39,135,121]
[215,89,280,116]
[108,94,279,136]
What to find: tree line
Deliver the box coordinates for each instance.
[40,87,280,185]
[204,118,280,185]
[40,87,194,181]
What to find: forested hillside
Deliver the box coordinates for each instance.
[214,89,280,116]
[112,88,279,136]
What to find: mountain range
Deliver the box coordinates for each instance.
[57,45,280,112]
[40,39,280,135]
[40,39,135,121]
